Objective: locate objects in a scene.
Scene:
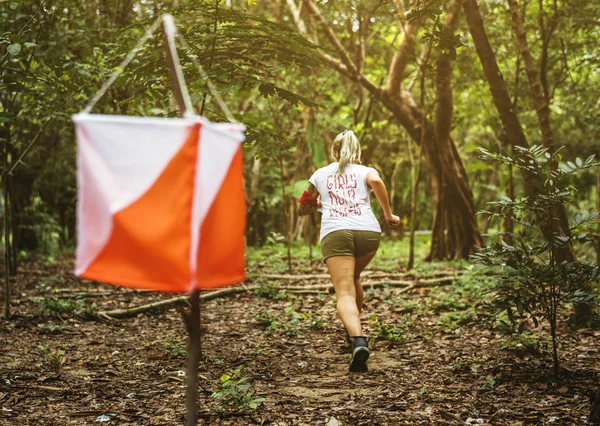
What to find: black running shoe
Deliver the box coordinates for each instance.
[349,336,370,372]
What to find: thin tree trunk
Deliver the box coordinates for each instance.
[461,0,529,150]
[408,24,430,269]
[248,157,260,210]
[502,52,521,246]
[407,134,422,270]
[279,156,292,273]
[462,0,574,256]
[507,0,554,151]
[502,159,515,245]
[429,1,477,260]
[3,172,9,319]
[464,0,588,322]
[506,0,575,263]
[597,168,600,264]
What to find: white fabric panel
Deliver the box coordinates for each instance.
[75,127,114,274]
[188,120,245,290]
[73,114,195,213]
[73,113,195,274]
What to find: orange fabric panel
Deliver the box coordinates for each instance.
[80,124,200,292]
[196,146,246,288]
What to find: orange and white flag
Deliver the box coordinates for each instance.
[73,114,246,292]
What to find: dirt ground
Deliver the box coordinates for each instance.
[1,256,598,425]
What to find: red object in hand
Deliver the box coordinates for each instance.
[299,190,319,207]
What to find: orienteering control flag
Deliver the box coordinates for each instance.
[73,114,246,292]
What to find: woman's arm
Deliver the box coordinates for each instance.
[366,170,400,228]
[297,182,320,216]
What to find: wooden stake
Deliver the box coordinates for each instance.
[161,14,193,117]
[186,290,201,426]
[161,13,200,425]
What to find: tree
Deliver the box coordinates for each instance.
[460,0,598,322]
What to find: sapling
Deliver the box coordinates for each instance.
[473,145,599,376]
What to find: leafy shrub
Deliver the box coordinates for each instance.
[164,337,187,358]
[369,314,405,342]
[253,305,326,336]
[473,145,600,375]
[38,297,97,317]
[38,344,65,371]
[253,281,289,300]
[211,366,265,411]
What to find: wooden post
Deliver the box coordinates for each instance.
[186,290,201,426]
[162,14,194,117]
[161,14,200,425]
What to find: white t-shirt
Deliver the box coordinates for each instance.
[308,162,382,241]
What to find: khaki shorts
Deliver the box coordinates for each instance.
[320,230,381,263]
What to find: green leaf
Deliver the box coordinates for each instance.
[0,112,13,123]
[220,374,230,383]
[575,157,582,167]
[7,43,21,56]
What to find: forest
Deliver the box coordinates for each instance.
[1,0,599,424]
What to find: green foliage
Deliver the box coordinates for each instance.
[369,314,405,343]
[500,332,542,355]
[473,145,600,373]
[437,310,475,329]
[252,281,289,300]
[1,0,323,257]
[38,323,65,334]
[38,297,97,318]
[254,305,326,336]
[408,0,466,60]
[211,366,265,411]
[3,0,600,270]
[38,345,66,372]
[163,337,187,358]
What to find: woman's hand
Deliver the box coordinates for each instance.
[386,214,400,229]
[297,183,320,216]
[367,170,400,229]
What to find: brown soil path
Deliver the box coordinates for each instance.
[0,258,597,425]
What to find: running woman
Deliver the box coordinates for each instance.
[297,129,400,372]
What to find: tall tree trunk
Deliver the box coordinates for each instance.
[428,1,481,260]
[506,0,576,262]
[507,0,554,149]
[463,0,591,322]
[461,0,529,150]
[379,90,482,260]
[462,0,574,242]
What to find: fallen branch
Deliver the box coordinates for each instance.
[96,276,456,319]
[97,286,249,319]
[281,276,455,292]
[260,270,463,281]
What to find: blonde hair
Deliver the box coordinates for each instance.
[331,130,361,174]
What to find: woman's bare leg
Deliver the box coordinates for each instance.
[325,256,362,336]
[353,252,377,313]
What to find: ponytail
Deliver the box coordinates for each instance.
[331,130,361,174]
